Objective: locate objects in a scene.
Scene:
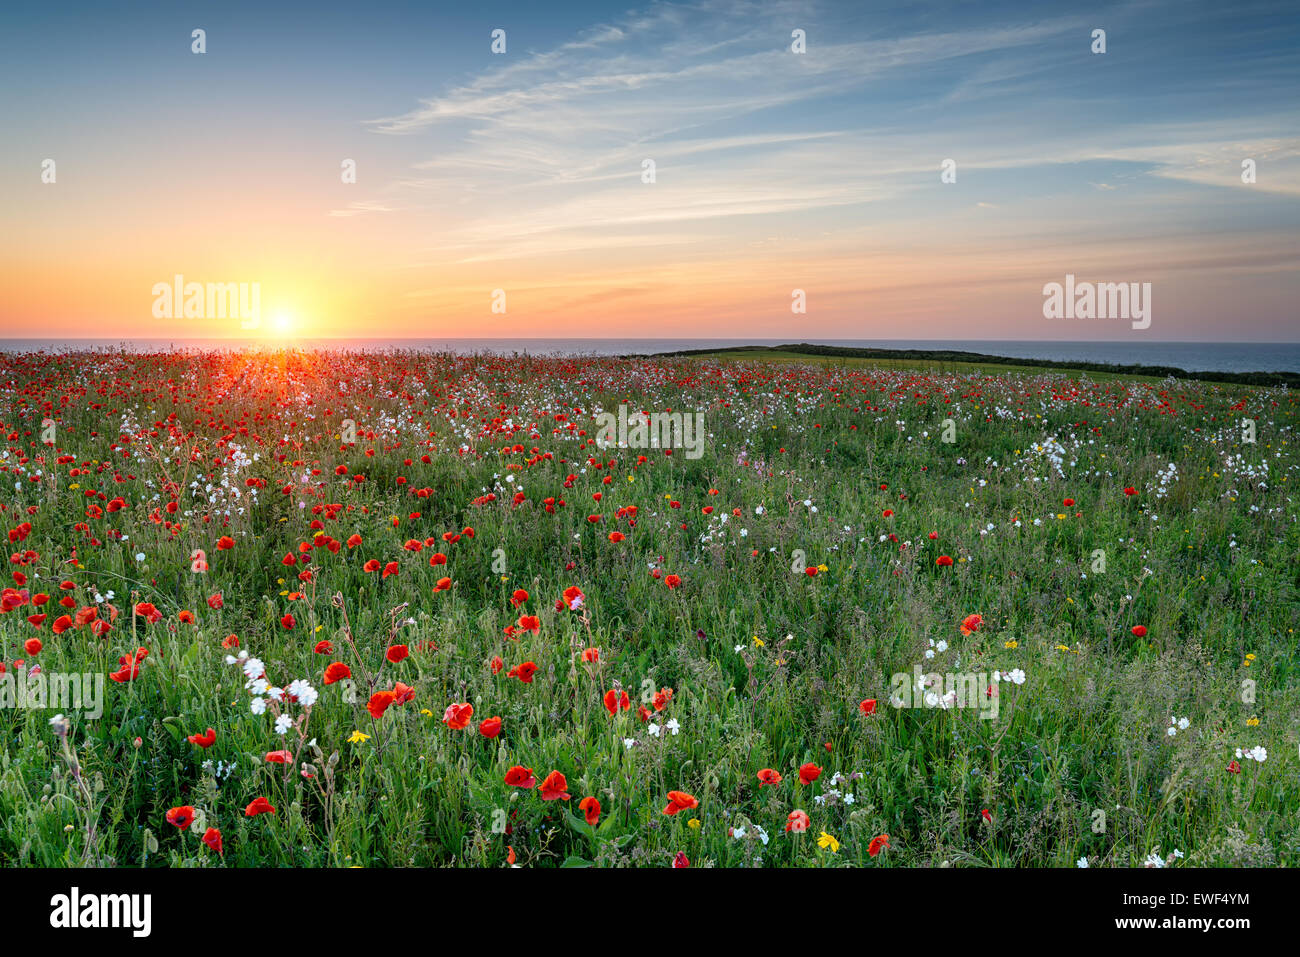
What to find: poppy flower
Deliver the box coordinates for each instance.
[517,614,540,634]
[187,727,216,749]
[981,808,993,824]
[280,613,295,629]
[206,593,223,610]
[1124,486,1138,496]
[23,637,40,656]
[578,796,601,826]
[433,577,452,592]
[960,613,983,635]
[244,796,277,816]
[1131,625,1147,637]
[664,574,682,589]
[216,536,234,550]
[265,750,293,764]
[785,810,810,833]
[1227,760,1241,774]
[603,689,630,715]
[165,805,195,830]
[672,851,690,868]
[504,765,536,788]
[510,588,529,607]
[386,644,409,664]
[314,640,333,654]
[562,585,585,610]
[756,768,782,787]
[202,826,223,855]
[936,555,954,567]
[507,661,538,683]
[323,661,351,685]
[859,698,877,716]
[663,790,699,816]
[442,701,474,731]
[798,762,822,786]
[478,715,502,738]
[868,834,891,856]
[392,681,415,705]
[367,690,396,719]
[52,615,73,635]
[538,770,571,801]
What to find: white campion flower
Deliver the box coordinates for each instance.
[242,657,265,679]
[647,722,661,737]
[665,718,681,735]
[288,679,318,707]
[274,714,294,735]
[250,697,267,715]
[1077,857,1089,868]
[1006,668,1026,685]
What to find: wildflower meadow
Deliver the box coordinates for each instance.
[0,347,1294,869]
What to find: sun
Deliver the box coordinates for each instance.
[270,312,296,337]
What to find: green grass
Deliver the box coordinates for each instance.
[0,348,1295,868]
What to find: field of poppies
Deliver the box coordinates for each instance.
[0,347,1295,868]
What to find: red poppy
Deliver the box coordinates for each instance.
[868,834,891,856]
[442,701,474,731]
[187,727,216,748]
[479,715,502,738]
[386,644,409,664]
[785,810,810,832]
[323,662,351,685]
[798,762,822,786]
[663,790,699,815]
[510,588,529,606]
[165,805,195,830]
[538,770,571,801]
[244,796,277,816]
[578,796,601,826]
[367,690,396,719]
[202,826,223,855]
[603,689,630,715]
[1131,625,1147,637]
[504,765,536,788]
[664,574,682,589]
[936,555,954,567]
[507,661,538,683]
[960,613,984,635]
[859,698,877,716]
[517,614,540,634]
[756,768,782,786]
[265,750,293,764]
[280,613,295,629]
[23,637,40,656]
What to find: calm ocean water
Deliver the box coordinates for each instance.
[2,338,1298,373]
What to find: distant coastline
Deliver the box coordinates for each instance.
[648,342,1300,388]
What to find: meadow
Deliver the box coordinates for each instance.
[0,347,1295,868]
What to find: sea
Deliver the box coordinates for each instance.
[1,338,1298,373]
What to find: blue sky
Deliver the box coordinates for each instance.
[3,0,1298,340]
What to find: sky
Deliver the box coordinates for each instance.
[2,0,1298,342]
